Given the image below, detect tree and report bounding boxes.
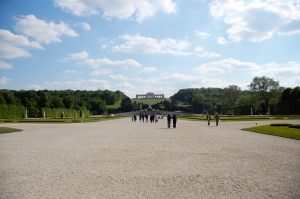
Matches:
[120,96,133,111]
[290,86,300,100]
[281,88,292,102]
[63,95,74,109]
[52,96,64,108]
[222,85,241,106]
[248,76,279,105]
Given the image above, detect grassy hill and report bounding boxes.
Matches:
[106,98,170,109]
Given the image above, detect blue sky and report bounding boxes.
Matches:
[0,0,300,98]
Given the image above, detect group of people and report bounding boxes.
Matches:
[131,113,178,128]
[206,112,220,126]
[167,114,177,128]
[132,112,220,128]
[131,114,159,123]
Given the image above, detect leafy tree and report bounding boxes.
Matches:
[222,85,241,106]
[1,90,15,105]
[63,95,74,109]
[52,96,64,108]
[290,86,300,100]
[38,91,51,108]
[281,88,292,102]
[248,76,279,105]
[89,99,106,114]
[0,93,6,104]
[120,97,133,111]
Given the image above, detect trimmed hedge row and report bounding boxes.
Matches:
[0,104,90,119]
[222,105,255,115]
[0,104,26,119]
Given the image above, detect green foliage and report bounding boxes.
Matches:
[276,100,300,115]
[0,104,25,119]
[0,89,126,117]
[243,125,300,140]
[248,76,279,104]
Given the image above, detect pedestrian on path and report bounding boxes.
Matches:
[167,114,171,128]
[215,112,220,126]
[207,114,211,126]
[172,114,177,128]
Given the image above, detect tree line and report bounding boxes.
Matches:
[169,76,300,115]
[0,89,125,118]
[1,76,299,118]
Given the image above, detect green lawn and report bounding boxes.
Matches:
[132,99,170,106]
[0,127,23,134]
[243,125,300,140]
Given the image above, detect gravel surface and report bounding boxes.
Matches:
[0,118,300,199]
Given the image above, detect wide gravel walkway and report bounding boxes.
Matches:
[0,118,299,199]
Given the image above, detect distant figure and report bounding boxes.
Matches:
[172,114,177,128]
[132,115,134,122]
[134,114,137,122]
[154,114,158,123]
[167,114,171,128]
[207,114,211,126]
[215,112,220,126]
[142,115,144,122]
[145,114,148,122]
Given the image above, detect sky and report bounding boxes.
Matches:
[0,0,300,98]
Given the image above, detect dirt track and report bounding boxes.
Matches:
[1,118,300,198]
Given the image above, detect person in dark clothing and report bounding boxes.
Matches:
[172,114,177,128]
[167,114,171,128]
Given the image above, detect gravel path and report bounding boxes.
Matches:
[1,118,300,199]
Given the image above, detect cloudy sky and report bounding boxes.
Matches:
[0,0,300,98]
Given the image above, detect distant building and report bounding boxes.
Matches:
[136,92,165,99]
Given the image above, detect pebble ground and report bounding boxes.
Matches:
[0,118,300,199]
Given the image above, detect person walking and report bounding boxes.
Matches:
[207,113,211,126]
[172,114,177,128]
[215,112,220,126]
[167,114,171,128]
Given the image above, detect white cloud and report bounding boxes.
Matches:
[194,65,225,75]
[210,0,300,42]
[251,61,300,77]
[82,58,141,69]
[109,74,127,80]
[0,77,11,85]
[47,80,83,87]
[87,79,110,89]
[197,58,260,73]
[195,30,210,39]
[14,15,78,44]
[53,0,178,23]
[28,84,43,90]
[113,34,191,55]
[114,82,136,97]
[59,51,89,62]
[139,67,157,73]
[90,68,112,75]
[80,22,91,30]
[217,37,229,45]
[194,46,221,58]
[66,70,76,73]
[198,51,221,58]
[0,60,12,69]
[0,29,44,59]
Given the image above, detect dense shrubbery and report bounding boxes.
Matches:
[0,89,124,119]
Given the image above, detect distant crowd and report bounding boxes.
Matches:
[131,112,220,128]
[131,113,177,128]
